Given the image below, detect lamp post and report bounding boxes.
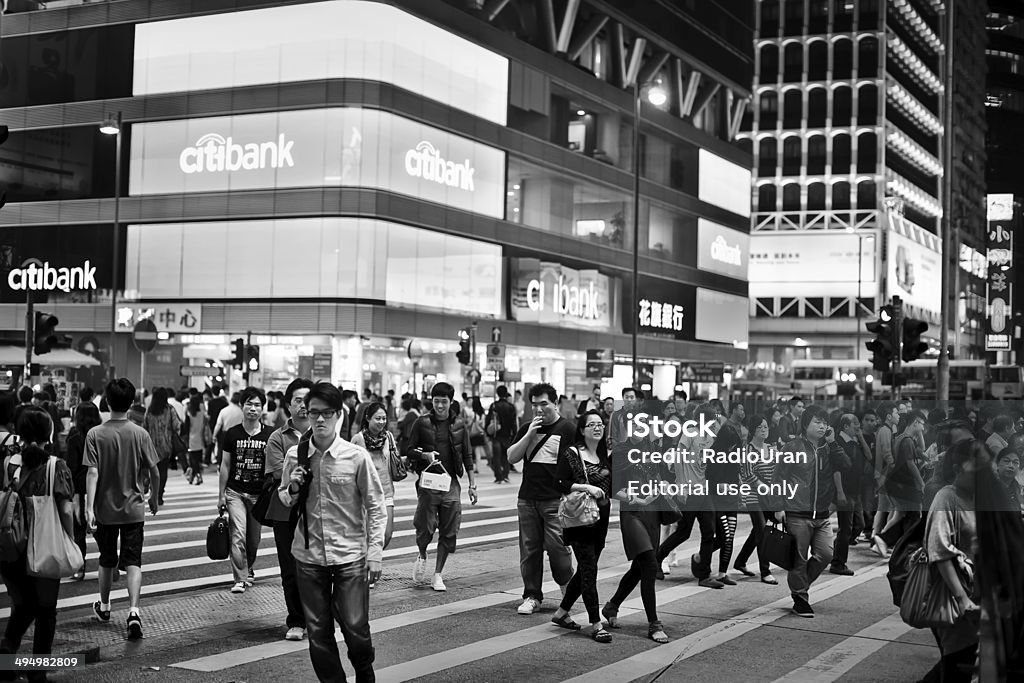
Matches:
[937,2,954,402]
[847,227,864,361]
[630,81,667,387]
[100,112,122,380]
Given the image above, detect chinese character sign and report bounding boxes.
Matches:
[986,194,1015,351]
[633,277,697,341]
[117,304,203,334]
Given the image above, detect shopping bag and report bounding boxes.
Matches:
[206,508,231,560]
[26,457,84,579]
[558,490,599,528]
[899,547,974,629]
[419,461,451,493]
[759,520,796,571]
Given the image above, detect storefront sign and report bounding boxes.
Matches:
[7,260,97,293]
[678,361,725,383]
[117,304,202,334]
[696,219,749,280]
[130,108,506,218]
[509,258,615,330]
[986,194,1015,351]
[312,347,333,381]
[959,244,987,280]
[748,232,877,297]
[133,0,509,125]
[630,277,697,342]
[585,348,614,379]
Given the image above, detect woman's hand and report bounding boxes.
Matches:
[588,485,605,500]
[955,594,980,615]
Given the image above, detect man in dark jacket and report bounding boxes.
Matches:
[486,385,519,484]
[407,382,477,592]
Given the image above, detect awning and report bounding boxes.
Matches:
[0,346,101,368]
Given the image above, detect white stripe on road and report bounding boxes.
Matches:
[770,612,914,683]
[560,562,890,683]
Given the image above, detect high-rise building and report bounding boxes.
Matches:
[0,0,752,400]
[739,0,987,398]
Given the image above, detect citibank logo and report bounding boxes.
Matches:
[710,236,743,266]
[8,261,97,293]
[404,141,475,191]
[179,133,295,174]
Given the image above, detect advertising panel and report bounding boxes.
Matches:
[748,232,877,297]
[886,221,941,320]
[986,193,1015,351]
[698,149,752,218]
[695,288,749,346]
[696,219,749,280]
[627,276,697,342]
[508,258,616,331]
[133,0,509,125]
[129,108,507,218]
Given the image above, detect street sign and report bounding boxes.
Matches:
[486,343,505,371]
[585,348,614,379]
[132,319,159,353]
[678,361,725,384]
[179,365,213,377]
[466,368,482,386]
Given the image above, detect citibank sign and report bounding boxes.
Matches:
[404,141,475,191]
[510,258,615,330]
[8,261,97,292]
[526,276,600,320]
[179,133,295,174]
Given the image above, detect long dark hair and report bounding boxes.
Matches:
[18,407,52,469]
[147,387,168,417]
[360,401,387,433]
[471,396,485,418]
[575,409,609,463]
[73,402,102,437]
[188,394,203,417]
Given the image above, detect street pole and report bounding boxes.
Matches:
[631,82,641,388]
[23,290,33,386]
[243,330,252,384]
[854,232,863,361]
[109,111,123,381]
[936,3,954,402]
[893,295,904,401]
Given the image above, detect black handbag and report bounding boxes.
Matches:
[206,508,230,561]
[760,520,796,571]
[251,478,277,526]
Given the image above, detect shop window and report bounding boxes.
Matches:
[857,180,877,208]
[782,136,802,175]
[759,91,779,127]
[0,125,117,203]
[834,39,853,79]
[807,135,826,174]
[808,87,828,126]
[783,90,803,128]
[832,133,852,172]
[856,131,876,173]
[759,138,778,175]
[783,43,804,81]
[758,184,777,212]
[760,44,779,82]
[832,181,851,210]
[807,182,827,210]
[808,41,828,80]
[857,83,878,124]
[833,86,852,125]
[782,183,801,211]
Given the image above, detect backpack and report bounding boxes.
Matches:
[886,515,926,607]
[0,442,26,562]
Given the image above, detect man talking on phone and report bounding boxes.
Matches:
[279,382,386,683]
[508,383,576,615]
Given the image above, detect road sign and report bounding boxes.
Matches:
[133,319,159,353]
[179,365,213,377]
[486,343,505,371]
[585,348,614,379]
[466,368,482,387]
[678,361,725,384]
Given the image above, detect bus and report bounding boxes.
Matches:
[990,365,1024,399]
[790,359,987,400]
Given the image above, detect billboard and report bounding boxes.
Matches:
[698,149,751,218]
[696,219,749,280]
[133,0,509,125]
[628,276,697,342]
[129,108,506,219]
[886,219,941,320]
[508,258,616,331]
[986,193,1015,351]
[748,232,877,297]
[695,288,749,346]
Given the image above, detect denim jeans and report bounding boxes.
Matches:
[295,559,374,683]
[517,498,574,601]
[224,488,261,583]
[489,436,510,482]
[274,518,305,628]
[785,515,834,603]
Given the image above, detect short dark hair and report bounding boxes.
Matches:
[674,389,688,400]
[905,410,928,428]
[857,408,878,421]
[928,409,947,426]
[79,386,96,402]
[789,396,804,407]
[800,405,829,434]
[105,378,137,413]
[622,387,637,398]
[729,402,744,416]
[746,412,768,434]
[239,387,266,407]
[431,382,454,400]
[304,382,343,411]
[877,401,899,421]
[997,447,1021,464]
[17,386,33,404]
[17,407,52,469]
[529,383,558,404]
[341,389,358,402]
[496,385,509,398]
[994,414,1014,434]
[283,378,315,409]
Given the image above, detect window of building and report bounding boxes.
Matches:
[782,182,802,211]
[857,180,877,209]
[0,125,119,203]
[809,0,829,33]
[832,133,852,172]
[783,0,805,36]
[857,83,878,124]
[858,36,878,77]
[760,44,780,82]
[782,136,802,175]
[759,138,778,174]
[808,87,828,126]
[834,0,854,31]
[856,131,877,172]
[784,43,804,81]
[807,182,827,210]
[758,183,777,212]
[833,85,853,125]
[834,39,854,79]
[808,41,829,80]
[762,0,781,33]
[858,0,880,29]
[759,91,779,127]
[783,90,803,128]
[832,181,851,209]
[807,135,827,174]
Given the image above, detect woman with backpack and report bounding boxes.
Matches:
[63,402,102,581]
[467,397,488,475]
[1,407,75,681]
[143,388,183,506]
[350,402,396,560]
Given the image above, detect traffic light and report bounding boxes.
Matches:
[865,303,897,374]
[901,317,929,362]
[33,311,65,355]
[456,328,471,365]
[232,338,244,368]
[245,345,260,373]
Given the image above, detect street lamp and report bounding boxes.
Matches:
[631,81,668,387]
[100,112,123,380]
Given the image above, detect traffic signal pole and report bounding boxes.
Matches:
[892,296,903,401]
[23,290,33,385]
[243,330,252,384]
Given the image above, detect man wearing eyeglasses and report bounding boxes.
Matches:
[279,382,386,683]
[219,387,276,595]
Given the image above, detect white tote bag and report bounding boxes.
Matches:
[26,457,84,580]
[419,461,451,493]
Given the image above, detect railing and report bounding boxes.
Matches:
[4,0,109,13]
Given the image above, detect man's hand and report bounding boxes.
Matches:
[837,494,848,507]
[468,487,478,505]
[367,560,382,585]
[217,496,226,510]
[149,496,159,515]
[86,508,96,533]
[289,466,308,488]
[527,415,543,435]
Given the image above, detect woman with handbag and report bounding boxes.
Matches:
[143,388,182,506]
[351,402,396,553]
[63,402,102,581]
[0,407,76,682]
[550,410,612,643]
[184,394,211,485]
[733,413,778,584]
[918,439,983,683]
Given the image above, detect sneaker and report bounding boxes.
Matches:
[92,601,111,623]
[517,597,541,615]
[791,598,815,618]
[412,556,427,585]
[698,577,725,589]
[829,565,855,576]
[246,568,256,586]
[284,627,306,641]
[431,574,447,592]
[231,582,246,594]
[690,553,702,579]
[716,575,737,586]
[656,569,666,580]
[661,560,672,576]
[126,612,144,639]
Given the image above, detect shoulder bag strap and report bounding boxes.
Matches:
[527,433,553,463]
[297,439,311,550]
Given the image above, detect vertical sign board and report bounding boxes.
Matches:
[986,194,1014,351]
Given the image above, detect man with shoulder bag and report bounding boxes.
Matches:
[486,386,518,484]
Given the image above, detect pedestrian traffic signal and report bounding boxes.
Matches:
[245,345,260,372]
[901,318,929,362]
[865,304,897,373]
[232,338,244,368]
[456,328,471,365]
[33,311,69,355]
